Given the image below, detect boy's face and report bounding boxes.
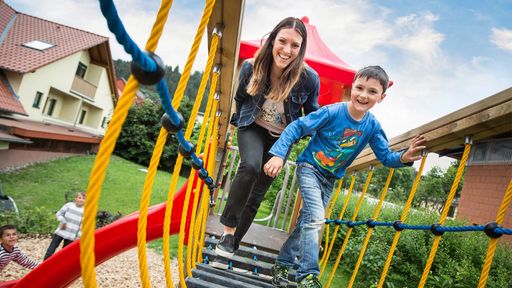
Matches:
[75,193,85,207]
[349,76,386,116]
[1,229,18,248]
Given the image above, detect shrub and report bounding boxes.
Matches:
[325,194,512,287]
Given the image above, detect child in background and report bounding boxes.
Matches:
[43,191,85,260]
[264,66,426,287]
[0,224,39,271]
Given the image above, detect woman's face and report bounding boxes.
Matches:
[271,27,303,74]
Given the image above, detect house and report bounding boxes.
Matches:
[0,1,117,170]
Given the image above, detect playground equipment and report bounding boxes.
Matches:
[1,0,511,287]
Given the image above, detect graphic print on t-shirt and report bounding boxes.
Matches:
[313,128,363,172]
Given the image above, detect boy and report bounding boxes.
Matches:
[264,66,425,287]
[0,224,39,272]
[44,191,85,260]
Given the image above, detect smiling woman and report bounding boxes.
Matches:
[215,17,321,260]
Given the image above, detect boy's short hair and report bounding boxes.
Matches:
[77,191,86,197]
[354,65,390,93]
[0,224,17,237]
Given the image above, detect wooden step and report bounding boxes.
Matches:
[195,263,274,288]
[204,236,278,264]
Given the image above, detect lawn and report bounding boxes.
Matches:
[0,155,187,215]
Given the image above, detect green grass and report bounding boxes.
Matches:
[0,155,187,215]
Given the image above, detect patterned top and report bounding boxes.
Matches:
[0,244,39,271]
[270,102,409,178]
[255,99,286,135]
[54,202,84,241]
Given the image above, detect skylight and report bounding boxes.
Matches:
[22,40,55,51]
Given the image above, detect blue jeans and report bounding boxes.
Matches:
[276,162,336,281]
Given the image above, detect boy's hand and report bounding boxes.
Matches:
[60,223,67,230]
[401,135,427,163]
[264,156,284,178]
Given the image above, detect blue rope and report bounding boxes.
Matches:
[98,4,217,196]
[99,0,156,71]
[325,219,512,236]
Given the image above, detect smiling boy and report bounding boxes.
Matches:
[264,66,426,287]
[0,224,39,272]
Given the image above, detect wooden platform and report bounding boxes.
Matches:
[206,214,290,253]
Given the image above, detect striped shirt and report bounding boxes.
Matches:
[54,202,84,241]
[0,244,39,271]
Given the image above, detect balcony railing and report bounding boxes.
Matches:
[71,76,97,99]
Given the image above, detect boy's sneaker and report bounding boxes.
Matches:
[215,233,235,259]
[298,274,321,288]
[271,264,289,288]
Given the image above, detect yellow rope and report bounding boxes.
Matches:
[80,76,138,288]
[171,0,216,109]
[325,168,374,288]
[177,93,219,286]
[186,73,219,273]
[183,36,220,276]
[348,168,395,288]
[137,127,169,288]
[319,175,356,277]
[377,155,427,288]
[197,113,221,262]
[418,143,471,287]
[319,179,344,266]
[144,0,174,52]
[477,179,512,288]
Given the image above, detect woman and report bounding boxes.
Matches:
[216,17,320,258]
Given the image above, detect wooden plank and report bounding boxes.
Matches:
[195,263,274,287]
[191,269,266,288]
[204,237,278,264]
[206,214,290,253]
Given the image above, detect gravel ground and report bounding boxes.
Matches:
[0,235,179,287]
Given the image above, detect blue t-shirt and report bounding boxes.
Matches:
[269,102,407,178]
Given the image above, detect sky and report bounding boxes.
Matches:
[6,0,512,172]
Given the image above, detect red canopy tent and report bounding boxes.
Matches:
[238,16,356,106]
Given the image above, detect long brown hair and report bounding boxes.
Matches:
[247,17,307,101]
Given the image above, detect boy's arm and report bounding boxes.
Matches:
[55,203,69,224]
[13,248,40,269]
[400,135,426,163]
[269,106,330,159]
[369,124,425,167]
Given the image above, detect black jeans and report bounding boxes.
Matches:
[220,124,279,248]
[44,234,73,260]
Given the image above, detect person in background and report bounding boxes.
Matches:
[216,16,320,259]
[0,224,39,272]
[44,191,85,260]
[265,66,426,287]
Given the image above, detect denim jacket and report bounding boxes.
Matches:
[230,60,320,128]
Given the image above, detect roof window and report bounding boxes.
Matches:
[22,40,55,51]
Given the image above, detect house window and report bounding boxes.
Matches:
[78,110,87,125]
[469,138,512,165]
[76,62,87,79]
[22,40,54,51]
[46,99,57,116]
[101,117,107,128]
[33,91,43,108]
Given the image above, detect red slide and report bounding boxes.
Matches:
[2,179,201,288]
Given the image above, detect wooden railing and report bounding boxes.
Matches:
[71,76,97,99]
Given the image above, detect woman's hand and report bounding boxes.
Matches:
[401,134,427,163]
[264,156,284,178]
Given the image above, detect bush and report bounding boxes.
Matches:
[0,206,55,234]
[325,194,512,287]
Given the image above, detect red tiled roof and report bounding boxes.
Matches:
[0,70,27,115]
[0,1,108,73]
[116,78,146,106]
[0,117,102,143]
